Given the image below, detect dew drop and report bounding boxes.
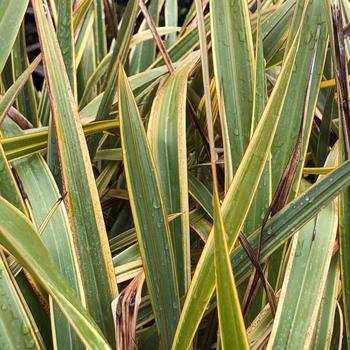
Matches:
[25,339,35,349]
[152,199,160,209]
[22,323,30,335]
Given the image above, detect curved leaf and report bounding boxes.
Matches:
[31,0,117,343]
[147,53,199,295]
[0,197,111,349]
[214,196,249,349]
[118,65,180,349]
[210,0,254,186]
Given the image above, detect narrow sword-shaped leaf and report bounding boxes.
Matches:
[243,7,271,321]
[147,53,199,296]
[159,161,350,325]
[172,24,301,350]
[245,3,270,234]
[1,119,119,161]
[57,0,76,95]
[75,9,96,102]
[16,156,85,350]
[165,0,177,46]
[328,2,350,345]
[245,1,327,321]
[0,128,46,347]
[74,5,95,68]
[0,126,44,349]
[0,0,28,73]
[92,0,106,66]
[339,149,350,348]
[246,6,323,317]
[214,196,249,350]
[2,117,85,350]
[118,65,180,349]
[210,0,254,187]
[32,0,117,343]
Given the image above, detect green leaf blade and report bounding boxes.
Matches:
[214,197,249,350]
[147,53,198,295]
[31,0,117,343]
[210,0,254,185]
[118,65,181,349]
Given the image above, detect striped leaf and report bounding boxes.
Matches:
[214,196,249,349]
[118,65,180,349]
[210,0,254,187]
[31,0,117,343]
[147,53,199,295]
[2,117,85,350]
